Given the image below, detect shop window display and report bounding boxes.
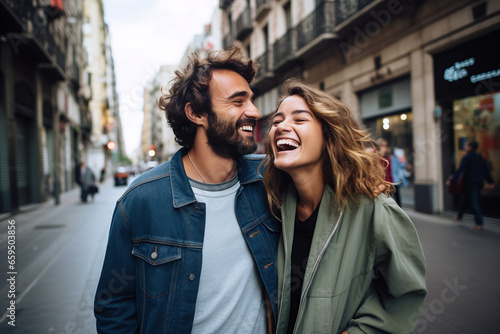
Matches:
[364,112,414,206]
[452,92,500,197]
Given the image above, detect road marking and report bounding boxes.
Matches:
[0,249,64,324]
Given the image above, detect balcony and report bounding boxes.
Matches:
[255,0,271,22]
[336,0,374,25]
[236,7,253,41]
[1,0,67,81]
[296,1,336,51]
[273,28,298,71]
[0,0,30,31]
[294,1,338,59]
[253,50,275,92]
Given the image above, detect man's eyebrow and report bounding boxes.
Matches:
[227,91,252,100]
[273,109,312,118]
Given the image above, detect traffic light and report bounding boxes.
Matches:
[107,141,116,150]
[148,144,156,157]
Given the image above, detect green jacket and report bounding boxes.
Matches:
[276,185,427,334]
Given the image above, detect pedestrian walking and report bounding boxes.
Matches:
[94,47,278,333]
[263,80,426,334]
[376,138,402,205]
[446,140,495,230]
[77,161,96,203]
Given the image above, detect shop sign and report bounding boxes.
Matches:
[443,58,475,82]
[434,30,500,100]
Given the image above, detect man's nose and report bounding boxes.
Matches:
[245,101,260,119]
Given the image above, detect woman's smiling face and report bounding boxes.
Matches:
[269,95,325,174]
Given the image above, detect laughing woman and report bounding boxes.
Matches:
[263,80,426,334]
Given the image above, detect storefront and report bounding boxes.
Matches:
[358,76,415,206]
[434,30,500,218]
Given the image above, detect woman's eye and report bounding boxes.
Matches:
[272,120,282,126]
[295,119,307,123]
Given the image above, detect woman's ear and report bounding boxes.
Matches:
[184,102,208,127]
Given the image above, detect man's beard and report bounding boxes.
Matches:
[206,112,257,160]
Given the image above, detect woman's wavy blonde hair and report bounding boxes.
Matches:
[262,79,393,216]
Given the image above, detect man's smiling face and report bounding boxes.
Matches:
[205,69,260,159]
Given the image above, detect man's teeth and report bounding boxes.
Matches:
[276,139,299,148]
[240,125,254,132]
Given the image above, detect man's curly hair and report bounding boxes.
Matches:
[157,46,257,148]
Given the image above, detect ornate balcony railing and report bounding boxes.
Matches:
[273,28,297,68]
[0,0,31,27]
[1,0,67,74]
[336,0,374,25]
[236,6,253,41]
[297,1,335,51]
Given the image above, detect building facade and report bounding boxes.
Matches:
[141,65,179,165]
[83,0,117,178]
[219,0,500,218]
[0,0,92,215]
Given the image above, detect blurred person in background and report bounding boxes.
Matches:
[376,138,403,206]
[446,140,494,231]
[77,161,96,203]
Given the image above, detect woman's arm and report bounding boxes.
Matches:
[344,200,427,334]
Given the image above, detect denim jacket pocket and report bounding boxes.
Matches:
[132,241,182,299]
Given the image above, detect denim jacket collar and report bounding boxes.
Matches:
[170,149,263,208]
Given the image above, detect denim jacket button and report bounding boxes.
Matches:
[188,273,196,281]
[151,251,158,260]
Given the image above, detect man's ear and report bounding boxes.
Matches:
[184,102,208,127]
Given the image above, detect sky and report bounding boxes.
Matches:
[102,0,219,159]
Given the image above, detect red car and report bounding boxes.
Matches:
[114,167,130,186]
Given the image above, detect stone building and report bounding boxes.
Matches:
[83,0,122,178]
[0,0,91,215]
[141,65,179,165]
[219,0,500,218]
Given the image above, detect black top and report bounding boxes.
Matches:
[287,204,320,334]
[452,151,494,185]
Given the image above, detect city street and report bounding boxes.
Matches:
[0,178,129,333]
[0,179,499,333]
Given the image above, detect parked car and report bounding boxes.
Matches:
[114,166,130,186]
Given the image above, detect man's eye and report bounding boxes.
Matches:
[234,100,243,104]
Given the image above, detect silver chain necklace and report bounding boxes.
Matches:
[188,152,208,183]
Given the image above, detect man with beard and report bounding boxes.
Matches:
[94,47,279,333]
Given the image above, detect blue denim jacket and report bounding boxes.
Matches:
[95,149,280,333]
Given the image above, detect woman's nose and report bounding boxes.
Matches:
[276,119,291,132]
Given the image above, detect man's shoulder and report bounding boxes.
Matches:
[240,154,267,177]
[118,160,172,201]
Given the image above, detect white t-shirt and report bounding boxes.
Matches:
[190,175,267,334]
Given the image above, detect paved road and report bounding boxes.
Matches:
[0,178,129,333]
[0,179,499,333]
[407,210,500,334]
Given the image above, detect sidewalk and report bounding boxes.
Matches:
[404,207,500,235]
[0,181,107,222]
